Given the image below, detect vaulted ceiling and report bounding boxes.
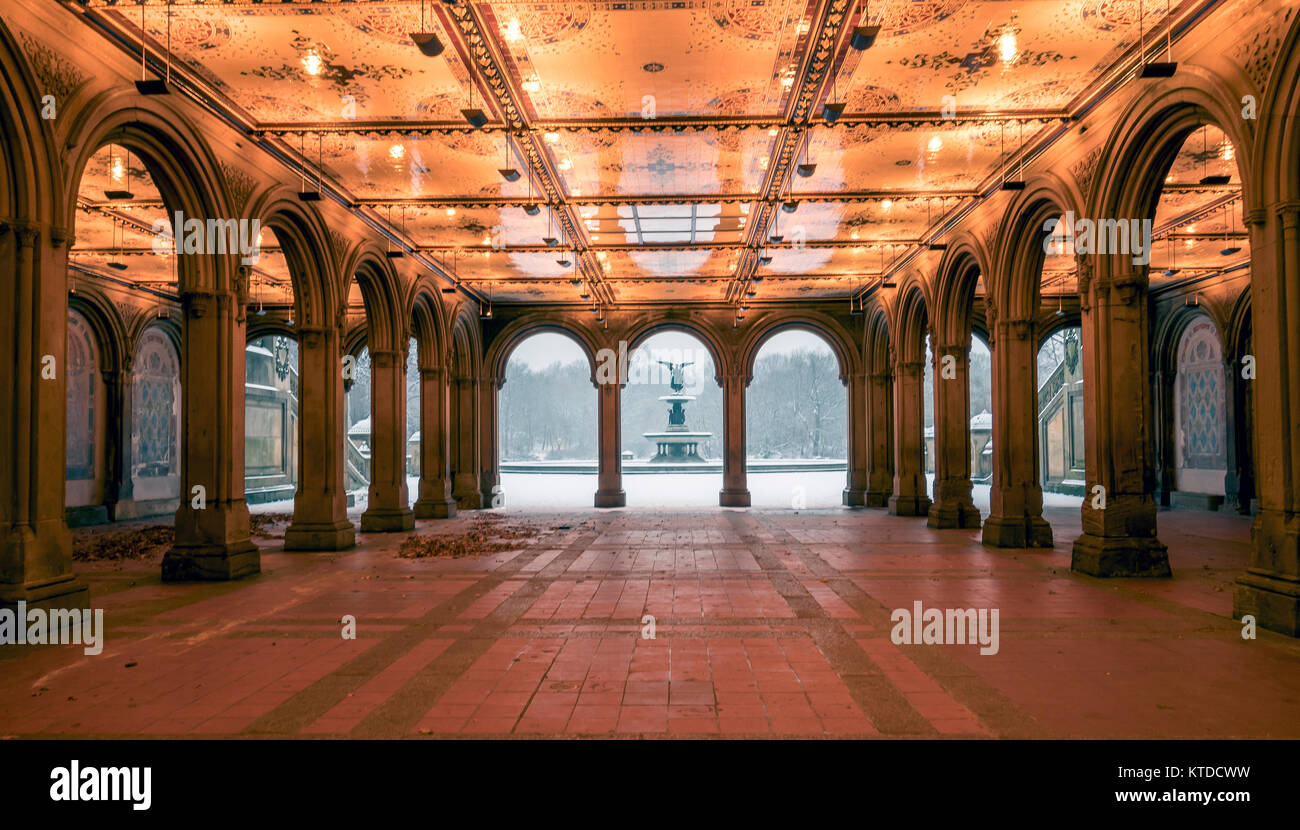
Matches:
[69,0,1244,309]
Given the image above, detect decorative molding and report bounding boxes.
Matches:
[1070,146,1104,205]
[1234,6,1295,93]
[219,161,257,214]
[17,32,87,103]
[328,229,351,267]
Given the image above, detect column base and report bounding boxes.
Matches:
[1234,571,1300,636]
[1071,533,1170,577]
[982,514,1054,548]
[480,488,503,509]
[162,541,260,582]
[864,489,891,508]
[359,507,415,532]
[0,573,90,613]
[283,520,356,551]
[719,488,751,507]
[888,494,931,517]
[414,498,458,519]
[595,489,626,508]
[842,488,866,507]
[927,499,982,529]
[454,492,485,510]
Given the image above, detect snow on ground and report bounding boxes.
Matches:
[249,472,1084,513]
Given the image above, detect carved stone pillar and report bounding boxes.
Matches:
[0,222,88,611]
[1153,367,1177,508]
[889,358,931,516]
[719,373,751,507]
[1220,357,1244,514]
[1071,263,1169,577]
[928,343,981,528]
[865,370,893,507]
[983,318,1053,547]
[284,325,356,549]
[102,361,133,521]
[478,375,501,508]
[359,347,414,531]
[451,375,483,509]
[842,371,868,506]
[1234,203,1300,635]
[414,366,457,519]
[595,378,626,507]
[163,286,259,581]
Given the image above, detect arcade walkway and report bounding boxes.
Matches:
[2,507,1296,739]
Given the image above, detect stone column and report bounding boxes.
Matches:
[983,319,1053,547]
[595,378,627,507]
[0,223,88,611]
[162,286,259,581]
[865,369,893,507]
[451,375,483,509]
[928,343,981,528]
[103,360,134,521]
[284,325,355,549]
[1234,204,1300,634]
[1071,264,1169,577]
[359,347,414,531]
[414,366,457,518]
[719,373,751,507]
[1221,356,1244,514]
[842,371,868,506]
[889,358,931,516]
[478,376,502,508]
[1152,367,1177,507]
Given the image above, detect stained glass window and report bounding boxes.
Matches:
[1176,317,1227,471]
[133,329,179,478]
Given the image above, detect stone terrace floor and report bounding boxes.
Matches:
[3,505,1298,739]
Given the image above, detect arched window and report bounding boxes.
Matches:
[1175,316,1227,493]
[133,329,180,480]
[66,310,97,482]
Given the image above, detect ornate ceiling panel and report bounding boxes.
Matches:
[71,0,1226,307]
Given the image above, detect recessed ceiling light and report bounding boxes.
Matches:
[544,132,560,144]
[389,144,405,160]
[445,207,457,217]
[643,62,665,73]
[301,51,323,76]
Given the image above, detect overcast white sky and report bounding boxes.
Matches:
[508,329,831,371]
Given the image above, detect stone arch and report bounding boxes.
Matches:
[932,232,989,348]
[345,247,405,354]
[1090,84,1255,258]
[990,176,1079,324]
[0,18,59,227]
[738,312,857,384]
[67,289,126,374]
[485,315,601,386]
[249,191,338,330]
[623,315,730,383]
[405,273,451,370]
[863,300,892,375]
[448,304,484,380]
[61,92,232,293]
[890,274,930,364]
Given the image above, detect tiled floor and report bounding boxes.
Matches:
[3,505,1299,738]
